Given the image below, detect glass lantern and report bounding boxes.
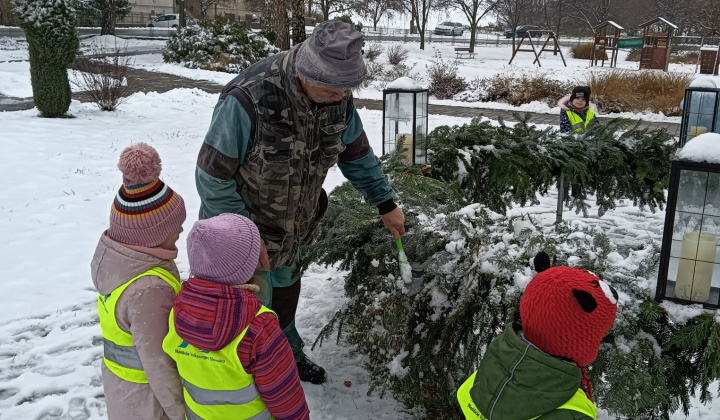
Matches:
[656,133,720,308]
[382,77,429,165]
[679,78,720,148]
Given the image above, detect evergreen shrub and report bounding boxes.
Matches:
[307,120,719,419]
[427,116,675,217]
[163,16,278,73]
[14,0,79,117]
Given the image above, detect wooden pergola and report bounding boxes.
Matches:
[639,17,677,71]
[590,21,623,68]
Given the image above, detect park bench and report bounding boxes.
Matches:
[455,47,476,59]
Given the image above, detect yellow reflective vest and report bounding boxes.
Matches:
[163,306,277,420]
[97,267,181,384]
[457,371,597,419]
[566,109,596,133]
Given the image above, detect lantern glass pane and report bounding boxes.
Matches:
[384,92,414,161]
[685,91,717,140]
[665,168,720,305]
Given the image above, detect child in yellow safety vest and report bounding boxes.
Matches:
[91,143,187,419]
[163,213,310,420]
[457,253,618,419]
[559,86,599,133]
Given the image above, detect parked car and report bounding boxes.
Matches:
[434,22,464,36]
[504,25,541,38]
[147,14,180,28]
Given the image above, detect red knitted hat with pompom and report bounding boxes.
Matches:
[108,143,186,248]
[520,266,618,367]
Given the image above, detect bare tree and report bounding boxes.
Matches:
[565,0,618,31]
[690,0,720,36]
[316,0,357,20]
[358,0,402,30]
[403,0,433,49]
[450,0,499,51]
[494,0,531,50]
[190,0,231,19]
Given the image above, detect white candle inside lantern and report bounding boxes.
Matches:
[675,232,716,302]
[396,133,414,164]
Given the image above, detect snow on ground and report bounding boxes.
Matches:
[2,35,720,419]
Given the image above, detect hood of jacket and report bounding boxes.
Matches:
[470,322,582,419]
[172,278,262,351]
[91,231,180,295]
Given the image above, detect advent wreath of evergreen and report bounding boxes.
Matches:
[306,117,720,419]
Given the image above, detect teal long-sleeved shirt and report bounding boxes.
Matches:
[196,92,395,219]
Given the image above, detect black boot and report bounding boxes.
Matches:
[296,354,327,384]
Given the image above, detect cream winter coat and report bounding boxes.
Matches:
[91,231,184,420]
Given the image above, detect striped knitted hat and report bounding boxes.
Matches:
[108,143,186,248]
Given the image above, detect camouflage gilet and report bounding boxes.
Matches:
[223,46,348,270]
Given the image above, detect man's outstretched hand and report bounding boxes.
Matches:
[256,239,270,270]
[381,207,406,240]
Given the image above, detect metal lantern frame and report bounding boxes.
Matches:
[679,86,720,148]
[656,157,720,309]
[382,86,430,165]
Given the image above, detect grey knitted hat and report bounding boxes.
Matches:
[295,20,367,88]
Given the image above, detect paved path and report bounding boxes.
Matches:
[0,63,681,136]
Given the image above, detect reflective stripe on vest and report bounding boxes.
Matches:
[566,109,595,133]
[98,267,181,384]
[457,370,597,419]
[163,306,277,420]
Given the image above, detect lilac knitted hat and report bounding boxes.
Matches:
[108,143,186,248]
[187,214,261,285]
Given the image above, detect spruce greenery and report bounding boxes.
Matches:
[307,121,720,418]
[163,16,279,73]
[14,0,79,118]
[426,115,676,220]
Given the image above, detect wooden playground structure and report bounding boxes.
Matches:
[638,17,677,71]
[590,21,623,68]
[508,30,566,67]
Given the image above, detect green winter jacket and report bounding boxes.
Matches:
[458,323,594,420]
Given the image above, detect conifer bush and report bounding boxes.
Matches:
[427,116,676,218]
[163,16,278,73]
[14,0,79,117]
[307,119,720,419]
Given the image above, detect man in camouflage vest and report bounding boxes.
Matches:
[195,20,405,384]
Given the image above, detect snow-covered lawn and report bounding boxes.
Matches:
[2,35,720,419]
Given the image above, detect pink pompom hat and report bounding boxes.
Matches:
[108,142,186,248]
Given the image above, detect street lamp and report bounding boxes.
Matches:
[382,77,429,165]
[679,78,720,148]
[656,133,720,308]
